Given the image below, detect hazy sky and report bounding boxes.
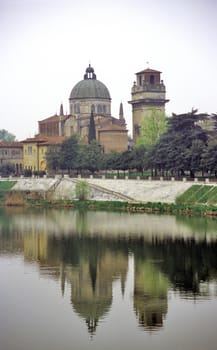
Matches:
[0,0,217,140]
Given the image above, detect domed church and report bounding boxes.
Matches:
[69,64,111,117]
[38,64,128,153]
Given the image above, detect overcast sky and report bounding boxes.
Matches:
[0,0,217,140]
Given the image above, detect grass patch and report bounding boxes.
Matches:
[23,198,217,217]
[207,186,217,204]
[176,184,217,205]
[0,181,16,201]
[175,185,202,204]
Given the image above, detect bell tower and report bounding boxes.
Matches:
[129,67,169,142]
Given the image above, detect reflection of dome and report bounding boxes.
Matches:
[69,64,111,100]
[72,298,112,335]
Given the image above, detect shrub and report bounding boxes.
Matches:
[33,170,46,177]
[75,180,90,201]
[4,191,26,206]
[0,163,15,176]
[23,169,32,177]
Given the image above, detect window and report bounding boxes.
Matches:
[150,75,155,84]
[28,146,32,155]
[97,105,102,113]
[74,103,80,113]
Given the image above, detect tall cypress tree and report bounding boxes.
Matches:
[88,111,96,143]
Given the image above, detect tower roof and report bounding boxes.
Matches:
[136,68,162,75]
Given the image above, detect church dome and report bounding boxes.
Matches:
[69,65,111,100]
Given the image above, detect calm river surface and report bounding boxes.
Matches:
[0,207,217,350]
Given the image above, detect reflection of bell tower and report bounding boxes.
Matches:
[133,260,168,331]
[129,67,169,142]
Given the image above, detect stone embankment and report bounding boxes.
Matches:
[8,176,201,203]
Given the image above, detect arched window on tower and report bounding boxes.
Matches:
[150,75,155,84]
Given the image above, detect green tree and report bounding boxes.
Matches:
[201,140,217,176]
[148,110,208,177]
[0,163,15,176]
[136,109,167,148]
[130,145,148,172]
[88,111,96,144]
[46,146,61,172]
[75,180,90,200]
[59,134,79,173]
[78,141,104,173]
[103,151,122,175]
[0,129,16,142]
[119,150,133,173]
[184,139,205,178]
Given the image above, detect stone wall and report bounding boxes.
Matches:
[8,176,199,203]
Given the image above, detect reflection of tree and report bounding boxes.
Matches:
[132,237,217,297]
[176,215,217,237]
[75,210,89,236]
[134,260,168,331]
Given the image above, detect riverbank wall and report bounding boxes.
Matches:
[6,176,212,203]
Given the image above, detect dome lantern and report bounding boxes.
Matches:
[84,64,96,80]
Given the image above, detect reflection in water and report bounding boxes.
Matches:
[134,260,168,331]
[0,207,217,337]
[60,238,128,335]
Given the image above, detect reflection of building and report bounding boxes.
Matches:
[133,260,168,331]
[129,67,169,142]
[2,209,217,336]
[23,231,61,280]
[62,251,128,335]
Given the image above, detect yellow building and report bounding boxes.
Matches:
[22,136,65,172]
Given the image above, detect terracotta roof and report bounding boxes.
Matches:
[40,136,66,145]
[136,68,161,74]
[99,116,125,128]
[38,114,69,124]
[98,124,127,132]
[21,135,65,144]
[0,142,23,147]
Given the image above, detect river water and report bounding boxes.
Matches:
[0,207,216,350]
